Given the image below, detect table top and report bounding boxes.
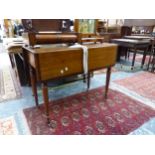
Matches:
[111,38,150,44]
[3,37,24,45]
[124,35,153,40]
[3,37,26,53]
[23,43,117,54]
[81,37,104,41]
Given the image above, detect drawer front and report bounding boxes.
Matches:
[38,46,117,81]
[39,50,83,81]
[89,46,117,70]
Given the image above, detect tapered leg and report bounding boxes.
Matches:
[30,66,39,107]
[42,82,50,125]
[23,49,31,86]
[141,53,146,69]
[9,54,14,68]
[151,57,155,72]
[131,48,137,70]
[83,74,86,83]
[147,48,154,70]
[147,54,152,70]
[141,47,148,68]
[127,50,130,60]
[87,72,91,90]
[105,67,111,99]
[152,64,155,72]
[125,48,128,60]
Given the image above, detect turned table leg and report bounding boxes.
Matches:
[42,82,50,125]
[147,48,154,70]
[105,67,111,99]
[30,66,39,107]
[87,72,90,90]
[147,54,152,70]
[141,47,148,69]
[151,59,155,72]
[131,48,137,70]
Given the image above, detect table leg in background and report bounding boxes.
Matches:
[105,67,111,99]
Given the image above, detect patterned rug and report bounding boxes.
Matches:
[0,67,22,102]
[114,72,155,102]
[23,87,155,135]
[0,116,18,135]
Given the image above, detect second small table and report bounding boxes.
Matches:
[111,38,150,69]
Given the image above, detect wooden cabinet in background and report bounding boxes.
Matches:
[22,19,71,32]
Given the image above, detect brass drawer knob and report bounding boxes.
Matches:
[60,70,64,74]
[65,67,68,71]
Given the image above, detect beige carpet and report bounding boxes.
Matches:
[0,43,5,53]
[0,52,22,102]
[0,66,22,102]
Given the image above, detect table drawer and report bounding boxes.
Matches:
[38,50,83,81]
[89,46,117,70]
